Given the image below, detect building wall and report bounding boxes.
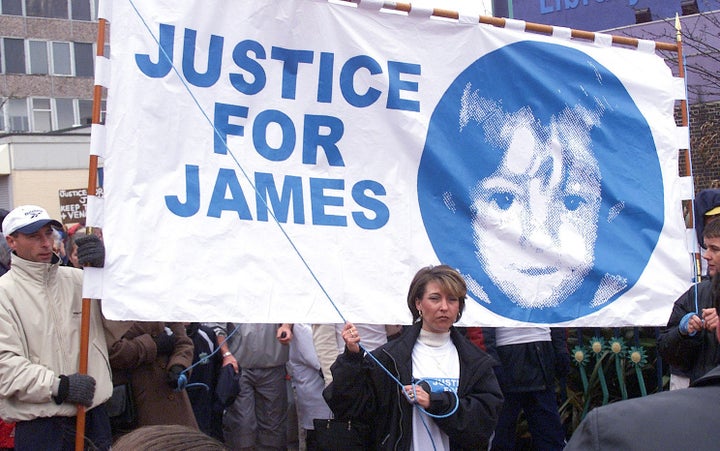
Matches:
[0,14,96,99]
[0,132,92,220]
[10,168,88,219]
[0,3,102,133]
[493,0,720,31]
[689,101,720,190]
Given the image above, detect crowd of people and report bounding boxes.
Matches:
[0,194,717,450]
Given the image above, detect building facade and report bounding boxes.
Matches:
[0,0,100,218]
[492,0,720,31]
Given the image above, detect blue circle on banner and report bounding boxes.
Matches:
[417,41,664,323]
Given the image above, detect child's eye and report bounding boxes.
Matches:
[490,192,515,210]
[563,194,587,211]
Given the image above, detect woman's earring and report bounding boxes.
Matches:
[418,310,423,318]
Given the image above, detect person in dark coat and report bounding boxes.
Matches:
[323,265,503,450]
[107,321,199,430]
[184,322,223,441]
[566,285,720,451]
[658,218,720,384]
[694,188,720,249]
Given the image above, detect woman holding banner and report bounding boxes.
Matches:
[322,265,503,450]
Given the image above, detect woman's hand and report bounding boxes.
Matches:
[277,323,293,344]
[341,322,361,354]
[403,384,430,409]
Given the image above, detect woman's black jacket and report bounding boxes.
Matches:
[323,322,504,450]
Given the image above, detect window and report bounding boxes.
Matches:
[29,41,49,75]
[77,99,106,125]
[1,0,94,20]
[78,99,93,125]
[71,0,91,20]
[73,42,93,77]
[26,0,68,19]
[2,39,95,77]
[32,98,52,132]
[1,98,97,132]
[1,0,22,15]
[3,38,25,74]
[55,98,76,129]
[51,42,71,75]
[7,99,29,132]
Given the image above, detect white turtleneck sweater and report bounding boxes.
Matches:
[410,329,459,451]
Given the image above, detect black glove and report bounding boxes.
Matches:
[54,373,96,407]
[167,364,185,389]
[153,333,176,355]
[75,235,105,267]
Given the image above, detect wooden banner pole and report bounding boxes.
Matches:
[339,0,678,52]
[75,16,107,451]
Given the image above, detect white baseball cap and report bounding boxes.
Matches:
[2,205,62,237]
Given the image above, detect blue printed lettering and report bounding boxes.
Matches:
[302,115,345,166]
[165,164,200,217]
[136,25,422,113]
[182,28,223,88]
[214,103,249,154]
[255,173,305,223]
[340,55,383,108]
[351,180,389,230]
[165,166,388,229]
[387,61,420,112]
[207,168,253,219]
[135,23,174,77]
[317,52,334,103]
[253,110,296,162]
[271,47,314,100]
[310,178,346,226]
[230,39,267,95]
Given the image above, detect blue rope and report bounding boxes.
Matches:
[175,324,241,392]
[125,0,347,326]
[359,339,460,419]
[127,0,461,434]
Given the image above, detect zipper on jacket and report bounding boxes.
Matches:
[382,348,406,451]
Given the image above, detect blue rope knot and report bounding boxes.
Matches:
[175,372,188,392]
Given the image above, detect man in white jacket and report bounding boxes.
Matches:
[0,205,112,450]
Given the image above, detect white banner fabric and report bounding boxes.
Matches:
[97,0,692,326]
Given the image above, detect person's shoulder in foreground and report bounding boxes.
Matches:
[565,365,720,451]
[113,424,228,451]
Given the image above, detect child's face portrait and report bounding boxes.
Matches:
[469,108,601,308]
[417,41,665,322]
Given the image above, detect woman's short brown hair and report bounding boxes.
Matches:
[406,265,467,322]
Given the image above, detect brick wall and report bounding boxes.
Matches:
[686,101,720,190]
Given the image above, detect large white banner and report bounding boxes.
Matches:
[96,0,692,326]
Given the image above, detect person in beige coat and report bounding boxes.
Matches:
[0,205,113,450]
